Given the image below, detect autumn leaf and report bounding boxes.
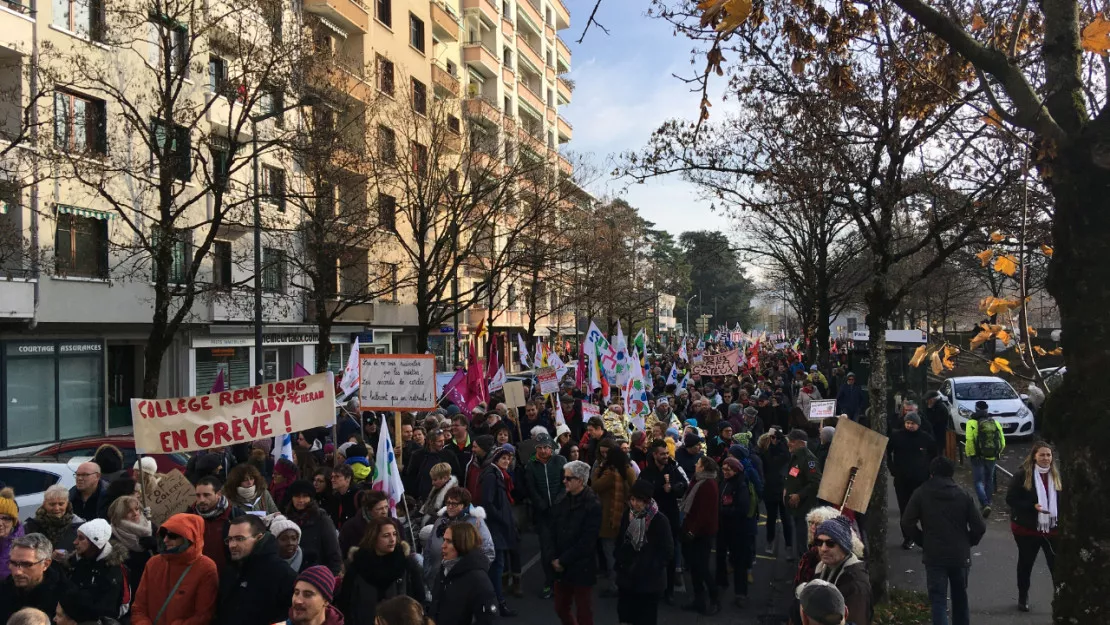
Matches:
[990,231,1005,242]
[791,57,807,75]
[971,13,987,31]
[717,0,753,32]
[976,249,994,267]
[989,357,1013,374]
[993,254,1019,276]
[980,296,1021,317]
[981,110,1004,127]
[909,345,928,367]
[1081,14,1110,55]
[970,328,993,350]
[1048,347,1063,356]
[1041,244,1054,257]
[1034,345,1047,356]
[930,351,944,375]
[996,329,1011,344]
[943,345,958,370]
[1027,326,1038,337]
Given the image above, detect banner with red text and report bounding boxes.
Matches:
[131,372,337,454]
[690,349,740,376]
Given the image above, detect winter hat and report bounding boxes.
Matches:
[530,425,550,440]
[728,403,742,416]
[787,428,809,442]
[297,565,338,603]
[796,579,847,625]
[77,518,112,551]
[533,432,554,449]
[743,406,758,417]
[474,434,496,454]
[810,364,818,372]
[60,589,100,623]
[722,457,742,473]
[656,397,670,407]
[338,442,356,456]
[195,453,223,475]
[729,444,750,460]
[445,404,461,416]
[347,444,369,459]
[286,480,316,500]
[683,418,698,428]
[631,431,646,447]
[93,444,124,476]
[134,456,158,476]
[975,400,989,411]
[0,487,17,520]
[683,433,702,448]
[555,423,571,439]
[820,426,836,445]
[630,479,655,501]
[491,444,516,462]
[904,412,922,426]
[814,516,854,554]
[665,427,680,442]
[269,515,302,539]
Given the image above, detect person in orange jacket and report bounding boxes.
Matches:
[131,513,218,625]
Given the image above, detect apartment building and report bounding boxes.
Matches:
[0,0,574,449]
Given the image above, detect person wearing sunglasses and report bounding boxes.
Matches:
[811,516,872,625]
[418,487,494,591]
[0,533,71,623]
[130,513,218,625]
[0,487,25,581]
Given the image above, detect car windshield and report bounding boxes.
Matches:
[954,381,1018,401]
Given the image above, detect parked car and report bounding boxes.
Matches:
[1039,366,1066,392]
[940,375,1036,439]
[0,457,82,519]
[33,435,189,474]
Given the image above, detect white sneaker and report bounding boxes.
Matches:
[765,545,775,555]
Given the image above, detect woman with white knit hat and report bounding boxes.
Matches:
[66,518,127,621]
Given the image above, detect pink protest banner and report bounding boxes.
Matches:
[131,372,336,454]
[690,349,740,376]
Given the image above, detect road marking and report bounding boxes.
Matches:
[521,553,540,574]
[756,554,776,561]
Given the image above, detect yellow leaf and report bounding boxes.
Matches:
[996,329,1011,344]
[909,345,928,368]
[1082,15,1110,55]
[976,249,994,267]
[716,0,753,32]
[1027,326,1038,337]
[993,254,1019,276]
[971,13,987,31]
[980,296,1020,317]
[1048,347,1063,356]
[930,351,944,375]
[990,231,1005,242]
[989,357,1013,374]
[970,329,993,350]
[1033,345,1047,356]
[981,110,1004,128]
[1041,244,1054,258]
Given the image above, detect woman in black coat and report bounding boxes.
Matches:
[66,519,126,621]
[716,458,755,608]
[283,480,343,574]
[336,518,426,623]
[757,430,794,555]
[1005,441,1062,612]
[614,479,673,625]
[478,444,518,615]
[430,522,498,625]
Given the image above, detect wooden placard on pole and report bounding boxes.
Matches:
[817,417,889,513]
[147,469,195,526]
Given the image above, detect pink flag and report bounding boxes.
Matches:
[442,369,468,409]
[293,362,312,378]
[465,342,487,410]
[485,342,500,384]
[210,369,226,393]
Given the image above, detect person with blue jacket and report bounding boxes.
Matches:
[835,373,865,422]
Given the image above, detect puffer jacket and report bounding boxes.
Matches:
[815,554,872,625]
[429,549,497,625]
[131,514,219,625]
[336,543,425,624]
[552,487,602,587]
[523,455,567,515]
[419,505,495,589]
[66,541,126,621]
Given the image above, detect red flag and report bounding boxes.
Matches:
[443,369,468,409]
[466,341,488,410]
[293,362,311,378]
[575,353,587,391]
[486,342,500,383]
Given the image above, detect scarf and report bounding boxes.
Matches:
[626,499,659,551]
[1034,465,1059,532]
[113,518,152,552]
[286,506,316,529]
[352,546,408,592]
[195,495,230,520]
[435,509,470,539]
[680,470,717,517]
[499,467,515,505]
[33,508,75,547]
[283,547,303,572]
[237,486,257,502]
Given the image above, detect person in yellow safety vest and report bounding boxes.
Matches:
[964,400,1006,518]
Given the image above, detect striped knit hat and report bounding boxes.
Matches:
[297,565,337,603]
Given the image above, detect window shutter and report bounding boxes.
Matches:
[54,93,67,148]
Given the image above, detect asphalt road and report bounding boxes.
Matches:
[887,440,1056,623]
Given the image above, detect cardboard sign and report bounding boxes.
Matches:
[146,469,195,526]
[359,355,438,411]
[582,402,600,421]
[807,399,838,421]
[691,349,740,376]
[817,417,889,513]
[503,380,527,408]
[131,373,336,453]
[536,366,559,395]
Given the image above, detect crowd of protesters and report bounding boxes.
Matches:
[0,335,1061,625]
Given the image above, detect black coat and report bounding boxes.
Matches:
[67,548,126,621]
[122,538,157,594]
[901,476,985,567]
[613,509,673,593]
[639,459,688,527]
[759,439,791,495]
[887,429,936,485]
[408,448,461,500]
[324,487,358,530]
[24,516,82,553]
[1006,468,1062,532]
[552,487,603,587]
[429,549,498,625]
[291,506,343,574]
[719,473,753,530]
[337,546,426,624]
[0,562,71,623]
[214,533,298,625]
[69,482,109,521]
[479,464,518,550]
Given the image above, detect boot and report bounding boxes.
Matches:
[1018,591,1030,612]
[499,602,517,617]
[510,574,523,598]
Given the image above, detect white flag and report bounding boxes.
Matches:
[517,334,530,369]
[488,365,506,393]
[271,433,293,464]
[339,338,360,398]
[666,364,678,387]
[372,416,406,516]
[613,322,632,386]
[678,342,688,363]
[554,393,566,426]
[549,351,568,380]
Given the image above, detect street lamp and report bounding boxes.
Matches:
[250,95,317,384]
[685,293,698,338]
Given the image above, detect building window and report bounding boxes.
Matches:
[151,118,192,181]
[212,240,232,288]
[412,141,428,177]
[318,182,336,218]
[55,212,108,278]
[503,96,513,118]
[377,56,395,96]
[447,169,459,192]
[262,165,286,210]
[261,247,285,293]
[261,84,285,128]
[151,226,189,284]
[847,317,858,333]
[447,115,460,134]
[53,91,106,155]
[53,0,104,39]
[502,0,510,18]
[409,13,424,52]
[377,193,396,229]
[376,0,391,27]
[503,47,513,67]
[411,78,427,115]
[377,125,396,164]
[209,54,228,94]
[211,138,231,190]
[150,14,189,76]
[385,262,398,301]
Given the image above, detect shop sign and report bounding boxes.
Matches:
[193,333,352,348]
[5,340,102,356]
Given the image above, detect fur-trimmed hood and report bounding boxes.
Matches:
[436,503,486,520]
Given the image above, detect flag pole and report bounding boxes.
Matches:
[394,411,403,473]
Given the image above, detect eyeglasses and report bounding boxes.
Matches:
[813,538,840,549]
[444,501,463,507]
[8,558,45,570]
[74,472,100,478]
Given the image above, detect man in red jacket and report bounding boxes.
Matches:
[680,456,721,615]
[187,476,243,571]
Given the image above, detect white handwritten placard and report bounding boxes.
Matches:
[807,399,838,421]
[359,355,438,412]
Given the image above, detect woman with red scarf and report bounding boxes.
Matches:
[479,443,519,616]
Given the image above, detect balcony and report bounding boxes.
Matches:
[430,0,460,41]
[553,0,569,29]
[545,65,555,82]
[432,61,460,96]
[461,0,498,26]
[464,96,502,125]
[462,42,499,77]
[312,62,375,105]
[0,1,34,55]
[557,115,572,141]
[0,280,34,319]
[517,83,544,114]
[517,126,546,156]
[502,14,514,38]
[544,22,555,42]
[546,106,555,124]
[518,0,542,32]
[516,34,543,72]
[556,37,571,70]
[557,152,572,176]
[304,0,369,34]
[557,76,572,104]
[328,300,375,323]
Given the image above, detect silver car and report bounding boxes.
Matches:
[0,457,84,520]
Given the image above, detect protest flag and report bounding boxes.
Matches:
[372,415,406,516]
[339,337,361,398]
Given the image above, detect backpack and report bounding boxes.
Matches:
[976,417,1002,458]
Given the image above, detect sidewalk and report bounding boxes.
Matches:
[885,452,1054,624]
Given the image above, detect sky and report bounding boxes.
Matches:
[558,0,733,239]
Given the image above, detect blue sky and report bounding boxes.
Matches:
[558,0,732,238]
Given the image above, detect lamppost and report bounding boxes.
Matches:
[685,293,698,338]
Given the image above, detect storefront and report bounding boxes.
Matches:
[0,339,105,449]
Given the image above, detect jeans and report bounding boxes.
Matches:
[488,549,508,603]
[925,565,969,625]
[764,492,793,547]
[554,581,594,625]
[682,536,718,606]
[598,538,616,588]
[971,458,996,506]
[1015,534,1056,598]
[791,512,810,553]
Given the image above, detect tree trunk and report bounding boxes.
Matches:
[1041,147,1110,623]
[864,281,893,605]
[315,305,333,374]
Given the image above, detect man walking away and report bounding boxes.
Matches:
[901,457,985,625]
[551,461,602,625]
[922,391,950,459]
[964,401,1005,517]
[887,412,936,549]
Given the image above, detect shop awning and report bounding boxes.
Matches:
[57,204,117,220]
